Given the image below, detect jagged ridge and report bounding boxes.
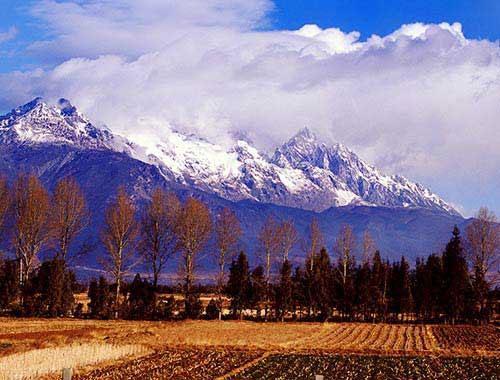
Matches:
[0,98,459,216]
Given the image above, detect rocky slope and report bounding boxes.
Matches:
[0,98,458,216]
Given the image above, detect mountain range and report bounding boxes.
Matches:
[0,98,468,277]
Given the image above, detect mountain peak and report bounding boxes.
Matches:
[0,97,115,150]
[294,126,316,141]
[0,98,459,216]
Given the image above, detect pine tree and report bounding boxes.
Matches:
[0,260,19,310]
[369,251,387,321]
[88,276,112,319]
[291,266,306,320]
[355,261,371,321]
[128,273,154,319]
[313,247,333,320]
[37,259,75,317]
[226,252,251,319]
[399,256,413,321]
[442,226,470,324]
[275,260,292,321]
[249,265,266,319]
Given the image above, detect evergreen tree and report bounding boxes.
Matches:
[88,276,112,319]
[184,294,203,319]
[37,259,75,317]
[205,299,220,320]
[414,254,443,321]
[275,260,292,321]
[291,266,306,320]
[226,252,251,319]
[442,226,471,324]
[355,261,371,321]
[0,260,19,310]
[399,256,413,321]
[369,251,387,321]
[313,247,333,320]
[128,273,155,319]
[249,265,266,319]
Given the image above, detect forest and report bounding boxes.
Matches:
[0,174,498,324]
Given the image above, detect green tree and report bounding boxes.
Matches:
[127,273,154,319]
[442,226,471,324]
[275,260,292,321]
[37,259,75,317]
[249,265,266,319]
[88,276,112,319]
[0,260,19,310]
[226,251,251,319]
[313,247,333,320]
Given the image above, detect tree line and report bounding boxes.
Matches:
[0,174,498,323]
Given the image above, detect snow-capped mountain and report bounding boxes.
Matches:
[0,97,114,149]
[0,98,459,216]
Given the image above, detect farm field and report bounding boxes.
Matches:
[230,353,500,380]
[0,319,498,379]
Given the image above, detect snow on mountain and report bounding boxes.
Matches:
[271,127,459,215]
[0,98,459,216]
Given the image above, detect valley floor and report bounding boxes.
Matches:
[0,319,498,379]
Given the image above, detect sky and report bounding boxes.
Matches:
[0,0,499,217]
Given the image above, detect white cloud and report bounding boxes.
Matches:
[0,0,499,215]
[0,26,18,44]
[26,0,273,62]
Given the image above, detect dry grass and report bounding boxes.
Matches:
[0,318,497,359]
[0,343,148,380]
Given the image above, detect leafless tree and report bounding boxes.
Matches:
[101,187,139,318]
[334,225,356,286]
[277,219,298,263]
[333,225,357,319]
[466,207,499,286]
[175,197,212,297]
[361,231,376,265]
[140,189,180,289]
[258,215,280,319]
[214,207,242,319]
[0,177,10,247]
[49,177,89,261]
[258,216,280,285]
[306,217,324,272]
[0,177,9,224]
[13,174,50,285]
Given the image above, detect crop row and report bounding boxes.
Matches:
[296,324,439,353]
[74,348,263,380]
[231,354,500,380]
[431,325,500,352]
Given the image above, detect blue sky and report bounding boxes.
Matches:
[0,0,499,216]
[272,0,500,40]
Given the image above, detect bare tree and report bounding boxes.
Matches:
[333,224,356,319]
[0,177,10,237]
[361,231,376,265]
[140,189,180,289]
[50,177,89,261]
[466,207,499,321]
[277,219,298,263]
[258,215,280,319]
[175,197,212,297]
[306,217,324,272]
[214,207,242,319]
[466,207,499,278]
[101,187,139,318]
[13,174,50,285]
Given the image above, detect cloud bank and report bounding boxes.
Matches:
[1,0,499,215]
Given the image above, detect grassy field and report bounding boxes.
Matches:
[0,318,498,379]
